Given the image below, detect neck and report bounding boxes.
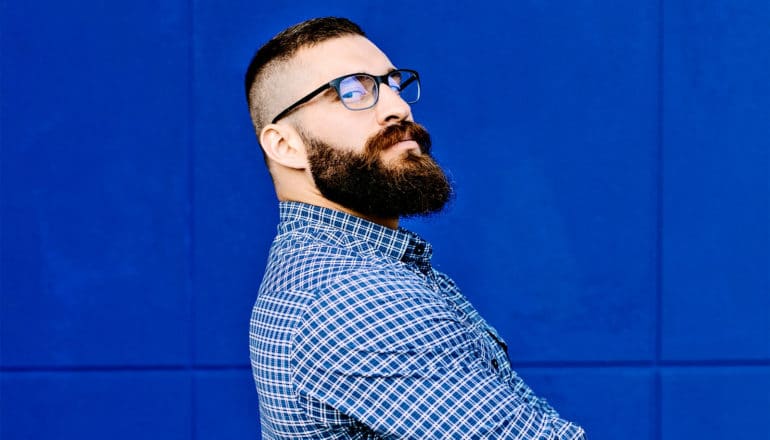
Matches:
[362,213,399,229]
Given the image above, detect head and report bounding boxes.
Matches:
[244,17,451,227]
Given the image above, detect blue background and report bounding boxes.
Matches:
[2,0,768,439]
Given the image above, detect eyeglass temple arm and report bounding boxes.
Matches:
[398,74,418,90]
[271,82,333,124]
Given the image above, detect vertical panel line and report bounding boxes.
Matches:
[655,0,665,439]
[186,0,197,438]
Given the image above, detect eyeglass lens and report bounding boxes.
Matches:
[337,70,419,110]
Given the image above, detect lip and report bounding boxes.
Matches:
[389,139,420,153]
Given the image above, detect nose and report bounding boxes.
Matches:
[375,85,411,125]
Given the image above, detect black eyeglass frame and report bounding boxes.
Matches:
[270,69,420,124]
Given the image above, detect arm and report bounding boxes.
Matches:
[292,271,584,439]
[433,270,562,419]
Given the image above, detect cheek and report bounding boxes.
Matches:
[303,107,381,152]
[325,127,374,154]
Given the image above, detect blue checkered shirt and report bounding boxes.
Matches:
[250,202,585,439]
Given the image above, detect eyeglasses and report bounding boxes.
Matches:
[271,69,420,123]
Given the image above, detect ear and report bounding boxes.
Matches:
[259,123,309,170]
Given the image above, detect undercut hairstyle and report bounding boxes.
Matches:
[244,17,366,137]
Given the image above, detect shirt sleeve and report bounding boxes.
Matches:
[291,269,585,439]
[433,270,562,419]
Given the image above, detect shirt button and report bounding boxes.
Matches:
[491,359,499,370]
[414,243,425,255]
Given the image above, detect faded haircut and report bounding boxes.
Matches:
[244,17,365,137]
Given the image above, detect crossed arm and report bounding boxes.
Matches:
[292,272,585,439]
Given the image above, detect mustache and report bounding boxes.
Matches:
[364,121,432,161]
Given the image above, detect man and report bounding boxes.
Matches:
[245,17,585,439]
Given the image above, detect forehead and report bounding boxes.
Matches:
[292,35,396,87]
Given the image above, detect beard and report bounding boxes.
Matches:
[303,121,452,219]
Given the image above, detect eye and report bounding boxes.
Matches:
[341,88,367,101]
[387,71,404,93]
[338,76,370,103]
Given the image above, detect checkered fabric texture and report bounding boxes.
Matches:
[250,202,585,439]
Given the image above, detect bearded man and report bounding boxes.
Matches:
[244,17,585,440]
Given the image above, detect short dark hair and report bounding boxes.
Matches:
[244,17,365,133]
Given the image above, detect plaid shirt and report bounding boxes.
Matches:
[250,202,585,439]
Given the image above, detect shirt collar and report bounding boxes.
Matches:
[278,201,432,263]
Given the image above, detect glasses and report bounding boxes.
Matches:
[271,69,420,123]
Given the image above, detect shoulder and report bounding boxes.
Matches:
[263,223,385,292]
[298,265,465,351]
[290,264,482,386]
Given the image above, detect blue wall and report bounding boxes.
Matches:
[2,1,768,439]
